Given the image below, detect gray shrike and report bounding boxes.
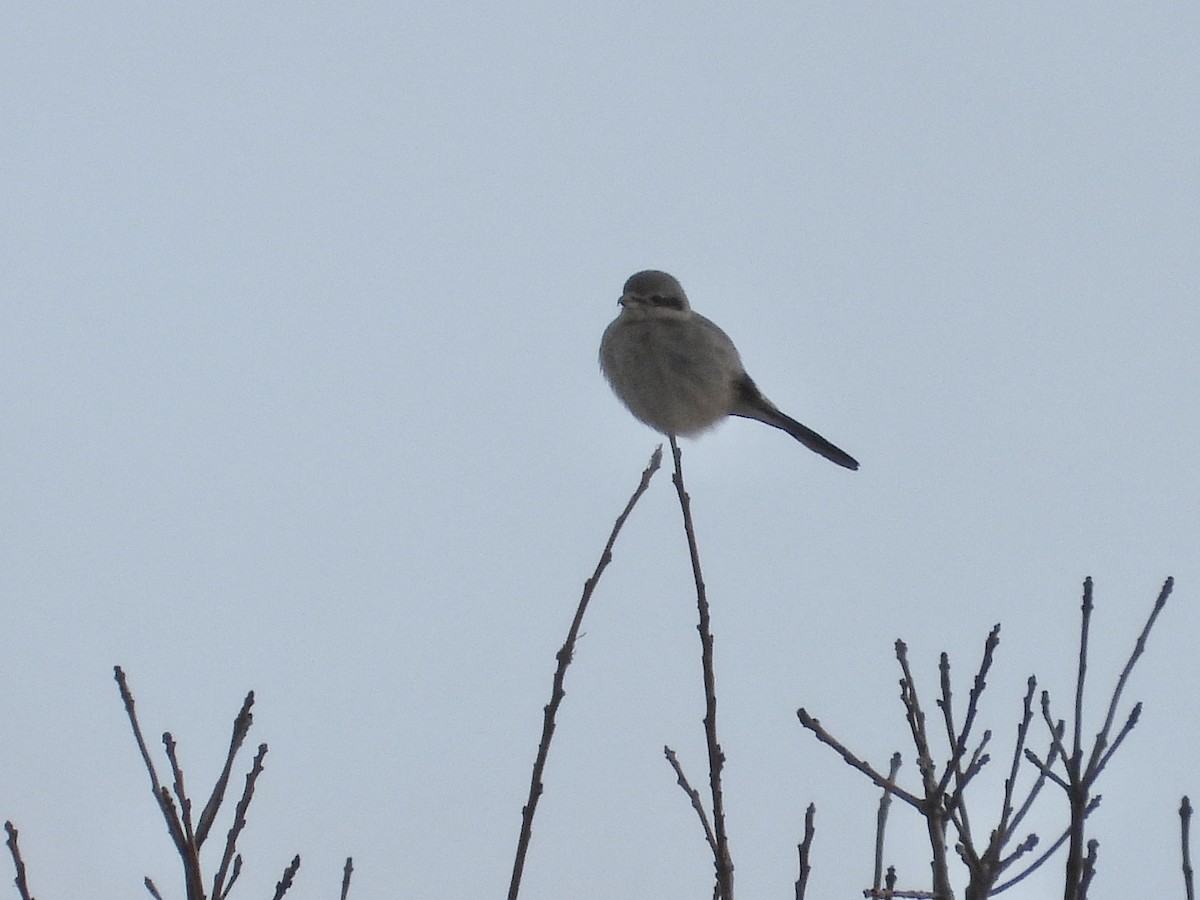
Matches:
[599,270,859,470]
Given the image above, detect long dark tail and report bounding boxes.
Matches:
[764,409,859,470]
[732,375,859,470]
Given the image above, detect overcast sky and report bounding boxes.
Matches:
[3,4,1198,899]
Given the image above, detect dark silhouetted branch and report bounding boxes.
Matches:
[196,692,255,847]
[507,447,663,900]
[1182,797,1194,900]
[269,854,301,900]
[664,745,718,856]
[668,435,733,900]
[795,804,816,900]
[212,742,268,900]
[872,753,903,894]
[1034,577,1174,900]
[4,821,35,900]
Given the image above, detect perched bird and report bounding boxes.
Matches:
[599,270,858,470]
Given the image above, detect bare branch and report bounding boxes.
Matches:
[1011,719,1064,835]
[4,821,35,900]
[269,854,301,900]
[163,733,194,847]
[997,676,1037,836]
[668,435,733,900]
[1182,797,1195,900]
[873,753,903,892]
[1079,839,1098,896]
[507,447,662,900]
[664,746,718,856]
[212,743,269,900]
[114,668,188,855]
[219,855,242,900]
[1072,577,1093,763]
[996,832,1039,872]
[795,804,816,900]
[797,710,922,809]
[196,691,255,847]
[1085,577,1173,779]
[895,642,934,784]
[993,824,1071,893]
[340,857,354,900]
[1091,703,1141,778]
[1022,749,1070,793]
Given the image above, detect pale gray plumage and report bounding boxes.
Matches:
[599,270,859,470]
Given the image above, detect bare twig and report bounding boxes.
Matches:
[162,733,204,898]
[114,670,307,900]
[937,624,1001,869]
[196,692,255,847]
[212,743,269,900]
[664,746,718,855]
[808,624,1068,900]
[959,677,1050,896]
[340,856,354,900]
[1038,578,1174,900]
[115,667,190,860]
[507,447,662,900]
[1086,578,1173,775]
[4,822,35,900]
[994,832,1039,874]
[164,733,194,847]
[1079,838,1098,897]
[894,641,953,900]
[219,856,242,900]
[1000,677,1040,836]
[797,711,923,809]
[873,753,903,893]
[992,826,1070,894]
[1072,578,1093,765]
[269,854,301,900]
[668,435,733,899]
[895,641,933,782]
[795,804,816,900]
[864,865,939,898]
[1182,797,1195,900]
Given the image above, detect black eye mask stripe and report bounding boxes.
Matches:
[648,295,686,310]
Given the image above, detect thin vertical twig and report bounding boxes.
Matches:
[196,692,255,847]
[1085,577,1173,775]
[668,435,733,900]
[895,641,953,900]
[1072,578,1093,764]
[1079,839,1098,897]
[212,743,268,900]
[1182,797,1195,900]
[1043,578,1174,900]
[664,746,718,855]
[795,804,816,900]
[340,857,354,900]
[269,854,301,900]
[115,667,189,857]
[162,733,204,899]
[113,669,298,900]
[1063,578,1094,900]
[873,753,903,894]
[507,447,663,900]
[4,822,35,900]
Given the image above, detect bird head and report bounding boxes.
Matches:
[617,270,692,319]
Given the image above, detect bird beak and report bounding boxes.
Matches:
[617,295,628,307]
